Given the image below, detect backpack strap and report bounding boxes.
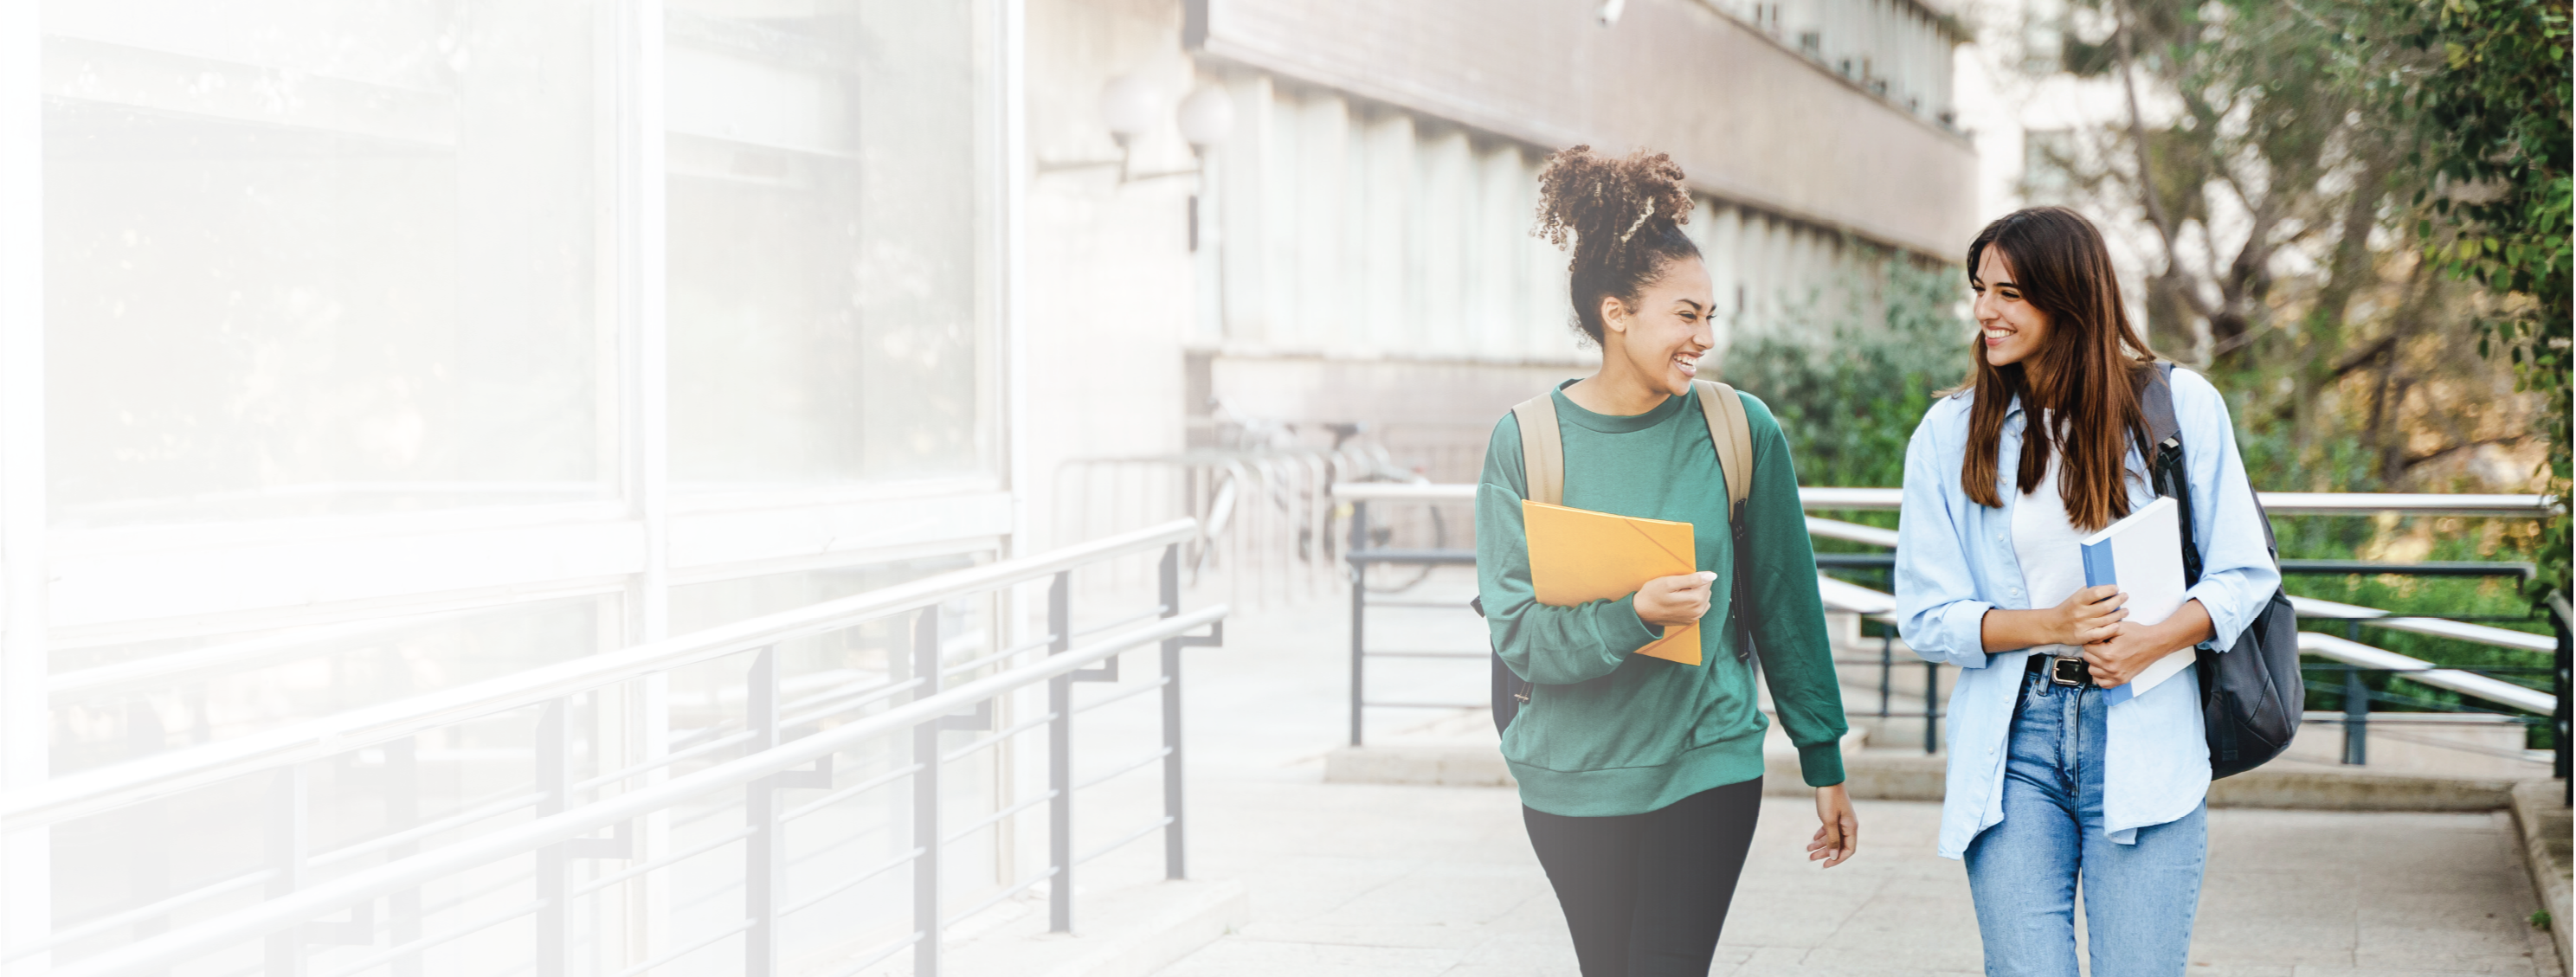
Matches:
[1515,382,1752,513]
[2139,362,2182,453]
[1694,380,1753,522]
[2139,362,2282,585]
[1510,392,1565,505]
[2137,363,2201,585]
[1696,380,1759,665]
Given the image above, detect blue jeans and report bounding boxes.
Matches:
[1964,669,2207,976]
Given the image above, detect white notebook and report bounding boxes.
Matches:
[2077,496,2191,705]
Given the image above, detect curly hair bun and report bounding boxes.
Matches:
[1533,145,1701,344]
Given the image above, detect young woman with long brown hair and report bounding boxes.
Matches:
[1474,146,1858,976]
[1893,207,2281,975]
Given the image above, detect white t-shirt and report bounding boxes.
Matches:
[2011,420,2089,659]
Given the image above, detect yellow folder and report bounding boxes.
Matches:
[1523,499,1703,665]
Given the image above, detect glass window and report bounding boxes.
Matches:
[42,0,611,527]
[666,1,989,488]
[48,597,611,775]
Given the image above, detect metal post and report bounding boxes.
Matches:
[386,738,422,977]
[747,647,805,975]
[264,768,306,977]
[1158,544,1186,880]
[1877,631,1892,718]
[2553,595,2570,806]
[124,704,167,951]
[1923,662,1940,755]
[743,649,779,975]
[1046,572,1072,933]
[537,701,570,977]
[2343,620,2367,767]
[912,612,942,976]
[1348,501,1368,748]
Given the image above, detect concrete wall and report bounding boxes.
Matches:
[1022,0,1205,551]
[1189,0,1980,256]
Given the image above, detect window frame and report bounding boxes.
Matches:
[13,0,1013,646]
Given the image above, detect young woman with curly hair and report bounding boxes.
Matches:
[1894,207,2278,975]
[1474,145,1858,976]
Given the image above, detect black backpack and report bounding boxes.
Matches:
[2140,363,2303,778]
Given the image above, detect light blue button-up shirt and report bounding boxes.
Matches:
[1895,366,2280,859]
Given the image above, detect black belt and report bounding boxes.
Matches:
[2026,652,2096,688]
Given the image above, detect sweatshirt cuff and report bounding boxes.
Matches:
[1797,740,1846,787]
[1610,593,1664,652]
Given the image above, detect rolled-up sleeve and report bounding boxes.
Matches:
[1896,404,1997,668]
[2170,369,2282,651]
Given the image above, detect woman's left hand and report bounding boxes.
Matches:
[2081,600,2212,687]
[1806,784,1858,868]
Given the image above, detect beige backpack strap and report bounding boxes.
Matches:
[1510,391,1565,505]
[1695,380,1753,521]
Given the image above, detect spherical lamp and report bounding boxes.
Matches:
[1098,74,1161,144]
[1175,86,1236,150]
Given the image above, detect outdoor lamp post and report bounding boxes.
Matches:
[1039,74,1232,183]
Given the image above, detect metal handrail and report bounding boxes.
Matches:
[2285,595,2557,653]
[1329,482,2559,516]
[1803,575,2559,717]
[3,517,1203,832]
[1336,481,2562,772]
[2296,632,2555,714]
[52,606,1227,977]
[1807,517,1899,549]
[1806,517,2555,656]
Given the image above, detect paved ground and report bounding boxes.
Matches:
[1098,573,2563,977]
[1161,782,2559,976]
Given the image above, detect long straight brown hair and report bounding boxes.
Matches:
[1959,207,2160,532]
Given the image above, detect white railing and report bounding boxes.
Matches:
[14,518,1227,977]
[1336,483,2566,762]
[1329,482,2560,517]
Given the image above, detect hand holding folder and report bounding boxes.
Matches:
[1523,499,1706,665]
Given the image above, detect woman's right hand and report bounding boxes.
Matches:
[1980,587,2129,652]
[2046,584,2128,646]
[1634,571,1717,628]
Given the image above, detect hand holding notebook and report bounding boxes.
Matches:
[2077,497,2192,704]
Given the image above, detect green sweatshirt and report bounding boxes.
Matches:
[1476,381,1848,817]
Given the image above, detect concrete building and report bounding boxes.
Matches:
[1027,0,1979,514]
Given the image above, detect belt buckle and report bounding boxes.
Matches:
[2047,654,2089,687]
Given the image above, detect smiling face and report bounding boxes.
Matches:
[1970,247,2052,369]
[1600,255,1716,398]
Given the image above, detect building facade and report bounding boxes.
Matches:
[0,0,1974,969]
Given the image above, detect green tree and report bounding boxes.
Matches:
[2394,0,2572,595]
[2006,0,2554,578]
[1726,256,1970,493]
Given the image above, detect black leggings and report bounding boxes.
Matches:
[1522,778,1764,977]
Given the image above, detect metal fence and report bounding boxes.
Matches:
[1336,483,2567,782]
[9,520,1226,977]
[1052,441,1469,611]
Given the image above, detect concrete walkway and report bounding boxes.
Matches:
[1088,574,2561,976]
[1162,781,2559,976]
